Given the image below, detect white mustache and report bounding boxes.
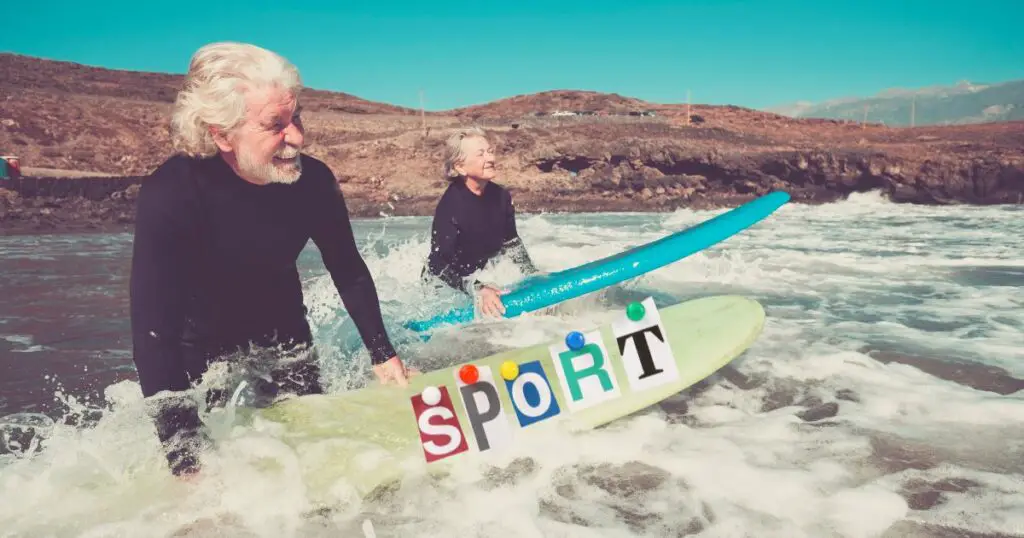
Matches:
[275,147,300,159]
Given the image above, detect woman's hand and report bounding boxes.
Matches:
[478,285,507,318]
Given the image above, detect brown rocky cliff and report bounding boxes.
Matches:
[1,54,1023,232]
[329,117,1024,214]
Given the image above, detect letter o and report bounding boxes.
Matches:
[511,372,552,418]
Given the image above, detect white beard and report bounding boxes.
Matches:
[238,145,303,185]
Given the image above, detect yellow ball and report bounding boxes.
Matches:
[500,360,519,381]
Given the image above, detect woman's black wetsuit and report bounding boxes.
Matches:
[424,179,537,291]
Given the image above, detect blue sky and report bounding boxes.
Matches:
[3,0,1022,111]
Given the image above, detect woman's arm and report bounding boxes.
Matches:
[425,202,472,292]
[502,190,539,275]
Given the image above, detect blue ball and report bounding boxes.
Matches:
[565,331,586,350]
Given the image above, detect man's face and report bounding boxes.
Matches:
[216,85,305,185]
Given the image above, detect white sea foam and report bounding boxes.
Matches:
[0,197,1021,537]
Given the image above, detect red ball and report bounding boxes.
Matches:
[459,364,479,384]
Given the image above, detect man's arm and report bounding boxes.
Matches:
[129,163,206,475]
[309,168,397,365]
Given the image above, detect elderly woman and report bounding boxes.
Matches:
[130,42,413,479]
[423,127,538,317]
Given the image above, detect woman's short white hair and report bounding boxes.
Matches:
[442,126,488,180]
[171,42,303,157]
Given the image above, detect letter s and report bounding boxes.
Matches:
[419,406,462,456]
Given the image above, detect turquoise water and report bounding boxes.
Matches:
[0,192,1022,537]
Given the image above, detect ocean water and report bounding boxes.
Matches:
[0,191,1021,538]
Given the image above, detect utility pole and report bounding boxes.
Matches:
[910,95,916,127]
[686,89,691,124]
[862,104,868,128]
[419,89,426,137]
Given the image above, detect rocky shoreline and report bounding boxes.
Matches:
[0,177,784,235]
[4,53,1024,235]
[4,99,1024,236]
[0,177,919,236]
[2,146,1023,235]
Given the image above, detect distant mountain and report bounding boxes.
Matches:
[768,79,1024,126]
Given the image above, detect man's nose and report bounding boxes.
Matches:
[284,122,304,146]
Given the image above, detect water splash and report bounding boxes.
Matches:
[0,199,1022,536]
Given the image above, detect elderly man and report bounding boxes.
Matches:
[130,42,414,477]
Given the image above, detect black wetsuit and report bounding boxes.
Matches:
[129,153,396,475]
[424,179,537,292]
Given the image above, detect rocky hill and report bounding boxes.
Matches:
[1,53,1022,233]
[447,90,656,118]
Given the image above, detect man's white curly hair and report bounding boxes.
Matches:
[171,42,303,157]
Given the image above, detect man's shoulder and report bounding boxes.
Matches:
[297,154,335,183]
[140,154,203,203]
[293,154,343,199]
[134,154,207,230]
[150,153,196,179]
[300,153,331,172]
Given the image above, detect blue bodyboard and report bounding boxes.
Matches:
[404,190,790,334]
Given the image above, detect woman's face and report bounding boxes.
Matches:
[456,136,496,181]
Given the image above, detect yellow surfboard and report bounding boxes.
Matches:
[254,295,765,499]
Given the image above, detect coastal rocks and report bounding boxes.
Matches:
[0,176,140,233]
[898,476,981,511]
[869,434,943,474]
[865,350,1024,395]
[796,401,840,422]
[0,188,20,221]
[530,143,1024,206]
[539,461,712,536]
[653,366,850,428]
[881,521,1020,538]
[479,457,538,490]
[4,118,1024,233]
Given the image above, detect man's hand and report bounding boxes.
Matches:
[478,285,506,318]
[373,356,419,387]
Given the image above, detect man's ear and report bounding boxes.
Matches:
[210,126,233,153]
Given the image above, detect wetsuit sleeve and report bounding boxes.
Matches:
[425,203,472,292]
[129,162,206,476]
[501,190,538,275]
[309,168,397,364]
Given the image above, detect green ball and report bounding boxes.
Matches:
[626,301,646,321]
